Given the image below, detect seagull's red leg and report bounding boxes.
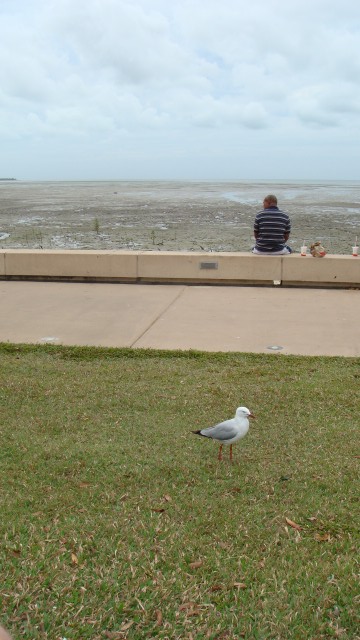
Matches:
[229,444,233,462]
[218,444,223,461]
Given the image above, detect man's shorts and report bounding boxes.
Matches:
[252,246,292,255]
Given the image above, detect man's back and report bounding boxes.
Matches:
[253,195,291,254]
[254,206,291,252]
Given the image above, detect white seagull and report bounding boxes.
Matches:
[192,406,255,461]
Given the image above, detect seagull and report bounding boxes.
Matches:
[192,406,255,461]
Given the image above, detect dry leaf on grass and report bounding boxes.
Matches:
[189,561,203,569]
[285,517,302,531]
[234,582,247,589]
[218,541,230,550]
[186,610,202,617]
[71,553,79,565]
[315,532,331,542]
[179,602,199,611]
[155,609,163,626]
[119,621,134,631]
[179,603,202,617]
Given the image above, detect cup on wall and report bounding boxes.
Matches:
[300,245,307,256]
[352,246,358,257]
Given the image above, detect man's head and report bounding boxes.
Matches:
[263,195,277,208]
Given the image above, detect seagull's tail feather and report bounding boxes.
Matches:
[191,430,209,438]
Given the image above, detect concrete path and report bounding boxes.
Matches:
[0,280,359,356]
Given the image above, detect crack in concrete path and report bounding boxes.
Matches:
[130,285,187,348]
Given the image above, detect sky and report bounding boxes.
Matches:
[1,0,360,181]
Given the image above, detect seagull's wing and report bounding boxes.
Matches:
[201,418,238,441]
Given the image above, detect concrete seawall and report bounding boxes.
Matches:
[0,249,359,288]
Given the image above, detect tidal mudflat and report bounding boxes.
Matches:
[0,180,359,254]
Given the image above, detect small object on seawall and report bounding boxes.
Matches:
[310,241,326,257]
[353,237,358,257]
[192,406,255,461]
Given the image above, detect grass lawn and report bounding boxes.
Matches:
[0,343,359,640]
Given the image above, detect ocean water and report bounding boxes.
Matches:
[0,179,359,253]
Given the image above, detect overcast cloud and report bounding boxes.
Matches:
[1,0,359,180]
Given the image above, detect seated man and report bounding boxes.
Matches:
[252,194,292,255]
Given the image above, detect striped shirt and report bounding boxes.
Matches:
[254,206,291,253]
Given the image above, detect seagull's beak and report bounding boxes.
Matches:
[249,412,256,419]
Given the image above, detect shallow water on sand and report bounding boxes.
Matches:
[0,179,359,254]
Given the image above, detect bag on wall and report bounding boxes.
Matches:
[310,241,327,257]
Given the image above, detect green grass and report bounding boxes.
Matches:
[0,344,359,640]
